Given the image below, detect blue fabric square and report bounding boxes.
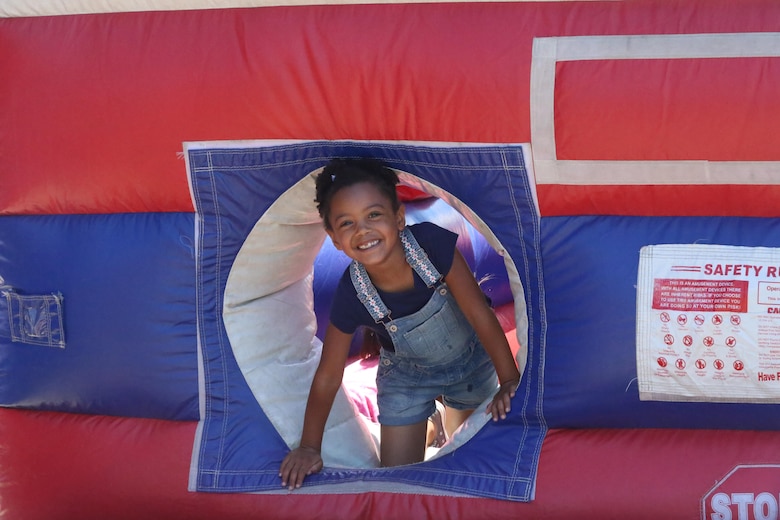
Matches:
[187,141,546,501]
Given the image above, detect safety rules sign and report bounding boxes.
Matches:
[637,244,780,403]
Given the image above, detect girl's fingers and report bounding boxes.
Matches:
[486,389,514,421]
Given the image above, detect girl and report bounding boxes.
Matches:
[280,158,520,490]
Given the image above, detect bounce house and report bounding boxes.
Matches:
[2,1,780,518]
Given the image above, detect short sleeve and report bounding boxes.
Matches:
[328,270,365,335]
[408,222,458,278]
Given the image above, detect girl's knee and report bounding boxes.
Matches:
[380,421,428,466]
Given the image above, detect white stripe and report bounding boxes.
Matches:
[536,160,780,186]
[0,0,598,18]
[545,32,780,61]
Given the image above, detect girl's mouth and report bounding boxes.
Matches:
[357,239,379,250]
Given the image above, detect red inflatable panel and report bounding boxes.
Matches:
[2,408,779,520]
[2,1,779,215]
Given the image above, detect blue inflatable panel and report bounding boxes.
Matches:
[0,213,199,420]
[542,215,780,430]
[188,141,546,501]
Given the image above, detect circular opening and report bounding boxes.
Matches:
[222,169,527,468]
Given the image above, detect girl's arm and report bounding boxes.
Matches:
[279,323,353,489]
[445,249,521,420]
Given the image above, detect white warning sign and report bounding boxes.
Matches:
[637,244,780,403]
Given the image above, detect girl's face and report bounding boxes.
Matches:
[325,181,405,268]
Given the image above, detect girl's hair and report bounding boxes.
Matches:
[315,158,400,229]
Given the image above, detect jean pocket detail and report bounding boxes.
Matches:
[401,302,464,365]
[1,284,65,349]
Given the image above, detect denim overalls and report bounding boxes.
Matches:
[349,227,498,426]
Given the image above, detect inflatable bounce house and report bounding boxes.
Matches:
[3,0,780,518]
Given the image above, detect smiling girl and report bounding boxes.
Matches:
[279,158,520,490]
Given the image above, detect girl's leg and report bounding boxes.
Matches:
[443,407,474,438]
[426,401,447,448]
[380,421,428,467]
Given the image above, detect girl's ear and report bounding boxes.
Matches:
[396,204,406,230]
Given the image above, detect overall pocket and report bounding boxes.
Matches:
[400,294,469,367]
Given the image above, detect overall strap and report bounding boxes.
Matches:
[349,261,392,323]
[399,227,443,288]
[349,227,444,324]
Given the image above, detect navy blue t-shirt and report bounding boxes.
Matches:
[329,222,458,348]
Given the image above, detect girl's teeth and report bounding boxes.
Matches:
[359,240,379,250]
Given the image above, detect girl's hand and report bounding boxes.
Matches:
[279,445,323,490]
[486,378,519,421]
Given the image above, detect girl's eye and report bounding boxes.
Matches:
[368,211,381,219]
[338,220,353,228]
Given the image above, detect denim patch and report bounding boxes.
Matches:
[2,287,65,348]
